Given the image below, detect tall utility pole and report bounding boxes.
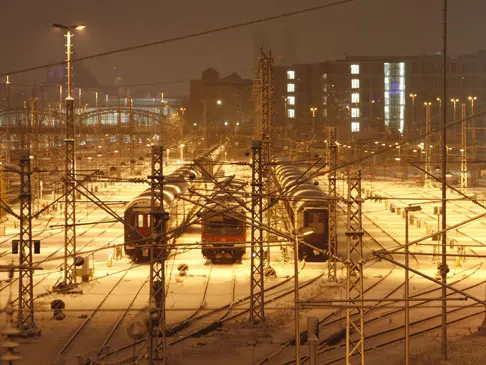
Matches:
[260,49,274,266]
[440,1,449,361]
[424,102,432,187]
[345,171,364,365]
[30,96,40,213]
[250,140,265,323]
[148,145,167,364]
[4,76,11,197]
[327,127,338,282]
[460,103,468,189]
[260,49,274,164]
[62,28,78,290]
[468,96,477,162]
[129,98,134,176]
[52,23,86,291]
[17,151,40,336]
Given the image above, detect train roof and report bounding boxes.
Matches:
[273,161,329,211]
[124,144,225,213]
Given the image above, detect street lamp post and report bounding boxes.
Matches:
[451,98,459,146]
[114,150,120,178]
[52,22,86,290]
[404,205,422,365]
[424,102,432,187]
[179,107,186,139]
[450,98,459,120]
[310,107,317,140]
[409,94,417,134]
[468,96,477,161]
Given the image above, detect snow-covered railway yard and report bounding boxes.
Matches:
[2,167,486,365]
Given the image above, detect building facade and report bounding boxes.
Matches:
[187,68,253,146]
[274,51,486,146]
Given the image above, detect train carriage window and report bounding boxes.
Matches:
[204,215,243,235]
[136,213,149,228]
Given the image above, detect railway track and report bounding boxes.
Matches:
[309,181,486,364]
[257,190,414,365]
[98,262,324,362]
[48,263,142,365]
[0,184,125,298]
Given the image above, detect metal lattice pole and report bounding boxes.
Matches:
[148,145,167,364]
[63,95,77,289]
[250,140,265,323]
[261,49,274,266]
[261,49,273,164]
[327,127,338,282]
[61,29,77,290]
[345,171,364,365]
[424,103,432,188]
[18,151,39,335]
[460,103,468,189]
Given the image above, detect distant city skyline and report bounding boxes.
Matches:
[1,0,485,96]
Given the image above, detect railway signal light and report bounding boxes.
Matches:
[11,240,40,255]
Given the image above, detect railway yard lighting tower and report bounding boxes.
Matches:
[404,205,422,365]
[52,22,86,290]
[468,96,477,160]
[293,227,314,365]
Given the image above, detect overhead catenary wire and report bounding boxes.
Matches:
[0,0,353,77]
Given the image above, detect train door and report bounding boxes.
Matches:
[303,209,328,248]
[135,212,150,257]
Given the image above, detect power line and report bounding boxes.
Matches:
[0,0,353,77]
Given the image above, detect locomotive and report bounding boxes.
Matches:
[273,161,330,260]
[123,145,224,261]
[200,180,247,262]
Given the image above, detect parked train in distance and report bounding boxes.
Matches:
[273,160,329,260]
[124,145,224,262]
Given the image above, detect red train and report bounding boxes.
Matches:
[201,194,247,263]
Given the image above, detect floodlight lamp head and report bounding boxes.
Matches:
[405,205,422,212]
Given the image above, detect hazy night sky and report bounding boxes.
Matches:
[1,0,485,96]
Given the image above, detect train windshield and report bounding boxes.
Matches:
[305,210,327,234]
[204,215,243,235]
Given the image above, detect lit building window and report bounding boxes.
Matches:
[384,62,406,133]
[351,122,360,132]
[351,93,360,103]
[322,96,328,105]
[287,96,295,105]
[287,70,295,80]
[288,109,295,118]
[323,108,328,117]
[351,108,360,118]
[322,73,327,79]
[351,79,360,89]
[287,83,295,92]
[351,64,360,74]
